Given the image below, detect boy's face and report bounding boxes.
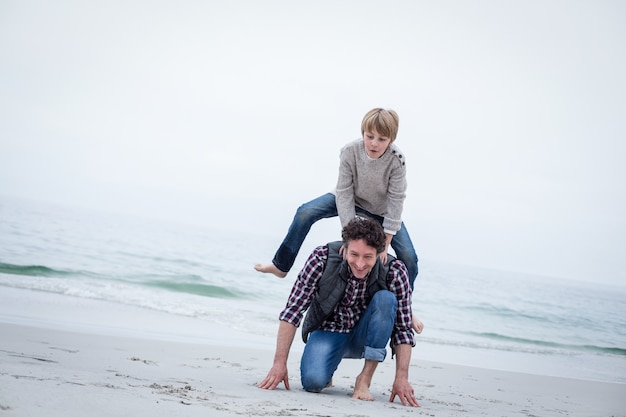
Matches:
[362,128,391,159]
[344,238,378,279]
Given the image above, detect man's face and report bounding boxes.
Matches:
[344,238,378,279]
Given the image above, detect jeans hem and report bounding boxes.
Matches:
[363,345,387,362]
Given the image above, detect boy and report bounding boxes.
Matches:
[255,108,422,333]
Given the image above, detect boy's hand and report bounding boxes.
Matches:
[379,252,388,265]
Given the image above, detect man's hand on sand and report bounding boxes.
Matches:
[258,364,290,390]
[389,379,420,407]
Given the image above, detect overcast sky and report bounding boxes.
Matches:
[1,0,625,286]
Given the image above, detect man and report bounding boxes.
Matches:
[258,217,419,407]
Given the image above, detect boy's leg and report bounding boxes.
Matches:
[389,223,423,333]
[271,193,338,274]
[389,223,418,289]
[300,330,348,393]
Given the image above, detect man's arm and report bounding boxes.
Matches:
[258,320,297,390]
[389,344,420,407]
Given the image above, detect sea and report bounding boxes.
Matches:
[1,196,625,385]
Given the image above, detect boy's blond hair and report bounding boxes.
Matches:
[361,108,400,142]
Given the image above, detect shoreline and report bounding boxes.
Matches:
[1,287,624,416]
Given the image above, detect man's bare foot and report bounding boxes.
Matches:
[254,263,287,278]
[412,313,424,334]
[352,374,374,401]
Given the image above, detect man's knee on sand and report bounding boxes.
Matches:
[301,369,332,393]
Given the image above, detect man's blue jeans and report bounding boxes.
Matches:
[272,193,419,287]
[299,290,398,392]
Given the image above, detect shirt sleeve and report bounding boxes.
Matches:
[382,154,407,234]
[278,245,328,327]
[335,144,357,228]
[386,259,415,347]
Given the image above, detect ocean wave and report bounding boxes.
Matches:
[0,262,79,277]
[113,251,211,270]
[0,262,256,300]
[422,332,626,358]
[463,302,560,323]
[142,280,244,299]
[468,331,626,356]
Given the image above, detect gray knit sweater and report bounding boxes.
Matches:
[334,139,407,234]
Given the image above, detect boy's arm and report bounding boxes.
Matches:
[379,233,394,264]
[335,156,357,227]
[383,162,407,234]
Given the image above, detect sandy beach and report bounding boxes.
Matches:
[0,287,623,417]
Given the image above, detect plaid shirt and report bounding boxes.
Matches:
[279,244,415,347]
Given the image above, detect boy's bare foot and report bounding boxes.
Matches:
[352,374,374,401]
[254,263,287,278]
[412,313,424,334]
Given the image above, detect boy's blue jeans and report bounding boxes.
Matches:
[272,192,419,287]
[299,290,398,393]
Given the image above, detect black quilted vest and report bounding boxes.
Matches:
[301,241,392,343]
